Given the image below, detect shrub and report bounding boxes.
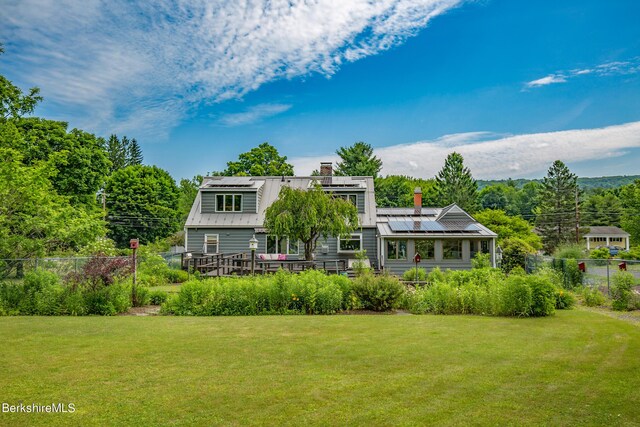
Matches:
[83,283,131,315]
[500,276,533,317]
[611,271,636,311]
[581,287,606,307]
[162,271,346,316]
[427,267,446,284]
[554,244,585,260]
[551,258,583,289]
[472,252,492,269]
[352,273,405,311]
[528,275,556,317]
[589,247,610,260]
[165,269,189,284]
[501,237,535,273]
[149,290,169,305]
[403,267,427,283]
[554,288,576,310]
[131,285,150,307]
[67,255,131,290]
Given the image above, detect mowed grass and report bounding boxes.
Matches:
[1,310,639,426]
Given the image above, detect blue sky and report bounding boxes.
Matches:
[2,0,640,180]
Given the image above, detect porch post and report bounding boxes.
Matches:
[491,238,496,268]
[606,236,610,246]
[586,237,590,250]
[626,237,630,251]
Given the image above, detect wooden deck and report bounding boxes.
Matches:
[186,253,349,277]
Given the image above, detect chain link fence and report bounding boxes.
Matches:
[0,252,184,280]
[526,254,640,295]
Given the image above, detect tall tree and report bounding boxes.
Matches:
[335,141,382,178]
[434,152,479,212]
[127,138,143,166]
[178,175,203,220]
[535,160,579,253]
[264,184,359,260]
[0,46,43,121]
[375,175,438,207]
[224,142,294,176]
[106,134,127,174]
[582,190,622,227]
[619,180,640,245]
[0,148,105,268]
[105,165,181,247]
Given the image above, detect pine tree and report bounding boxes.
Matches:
[535,160,578,253]
[127,138,143,166]
[434,152,479,212]
[334,142,382,178]
[106,134,126,174]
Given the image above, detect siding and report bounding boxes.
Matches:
[201,191,257,214]
[381,238,493,276]
[185,227,378,266]
[315,228,378,267]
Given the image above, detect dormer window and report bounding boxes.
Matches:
[216,194,242,212]
[336,194,357,205]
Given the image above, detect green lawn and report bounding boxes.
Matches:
[1,310,639,426]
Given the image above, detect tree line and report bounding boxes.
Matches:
[3,42,640,264]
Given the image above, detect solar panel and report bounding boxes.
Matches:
[387,220,481,233]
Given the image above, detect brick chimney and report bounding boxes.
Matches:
[320,162,333,176]
[414,187,422,215]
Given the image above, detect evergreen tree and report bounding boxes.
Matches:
[535,160,579,253]
[334,142,382,178]
[106,134,126,174]
[434,152,479,212]
[127,138,143,166]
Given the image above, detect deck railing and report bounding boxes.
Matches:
[186,253,348,276]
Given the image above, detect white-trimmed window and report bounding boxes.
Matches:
[266,235,299,255]
[215,194,242,212]
[338,233,362,253]
[204,234,219,254]
[387,239,408,260]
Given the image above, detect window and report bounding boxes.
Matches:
[215,194,242,212]
[442,240,462,260]
[480,240,490,253]
[266,235,299,255]
[591,237,606,243]
[414,240,434,259]
[387,239,408,260]
[338,234,362,252]
[204,234,219,254]
[336,194,357,206]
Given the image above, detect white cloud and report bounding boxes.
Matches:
[218,104,292,126]
[290,121,640,179]
[525,74,567,88]
[0,0,464,138]
[525,57,640,90]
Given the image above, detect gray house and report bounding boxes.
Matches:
[184,170,378,268]
[184,165,497,275]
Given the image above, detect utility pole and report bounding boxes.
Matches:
[102,191,106,221]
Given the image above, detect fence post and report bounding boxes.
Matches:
[606,259,610,296]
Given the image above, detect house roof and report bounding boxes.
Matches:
[376,204,496,238]
[185,176,377,228]
[583,226,630,237]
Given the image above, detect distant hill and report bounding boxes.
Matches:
[477,175,640,190]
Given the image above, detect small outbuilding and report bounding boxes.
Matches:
[584,226,630,251]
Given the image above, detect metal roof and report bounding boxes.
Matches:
[185,176,377,228]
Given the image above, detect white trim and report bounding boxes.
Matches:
[215,194,243,212]
[266,235,299,255]
[337,233,363,253]
[203,234,219,254]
